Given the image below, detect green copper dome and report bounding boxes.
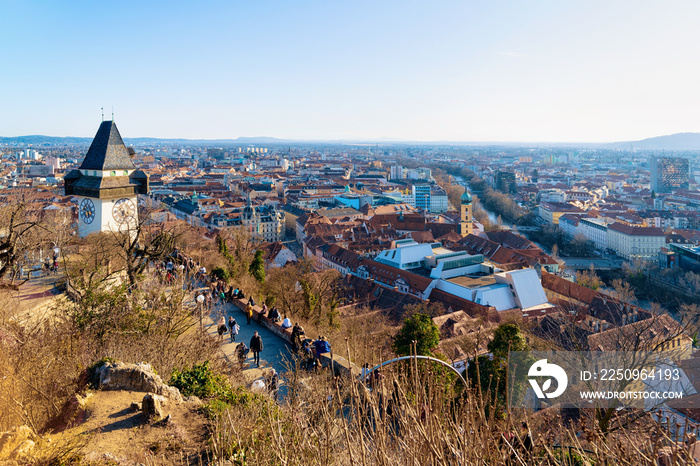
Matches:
[461,191,472,204]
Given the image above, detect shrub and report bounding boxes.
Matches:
[204,386,269,419]
[170,361,232,400]
[392,313,440,356]
[249,250,265,283]
[211,267,230,282]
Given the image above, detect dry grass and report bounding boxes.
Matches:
[0,276,224,437]
[206,357,699,466]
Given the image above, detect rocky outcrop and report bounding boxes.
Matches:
[94,361,182,402]
[0,426,36,463]
[184,395,203,407]
[142,393,165,420]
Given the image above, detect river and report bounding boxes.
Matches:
[452,175,553,251]
[454,175,513,226]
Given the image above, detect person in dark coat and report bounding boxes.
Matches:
[250,331,263,366]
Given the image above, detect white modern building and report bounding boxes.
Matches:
[371,240,551,312]
[383,189,416,207]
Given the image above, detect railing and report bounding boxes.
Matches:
[358,355,468,387]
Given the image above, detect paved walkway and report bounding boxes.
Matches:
[6,271,67,325]
[200,295,293,397]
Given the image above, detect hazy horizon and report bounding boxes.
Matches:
[3,1,700,142]
[3,130,696,147]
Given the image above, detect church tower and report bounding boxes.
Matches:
[460,190,473,236]
[64,121,149,237]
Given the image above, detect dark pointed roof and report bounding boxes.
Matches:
[79,121,135,171]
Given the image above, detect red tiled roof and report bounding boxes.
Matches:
[358,259,434,293]
[587,314,689,351]
[484,230,535,250]
[608,222,665,236]
[323,244,361,269]
[368,213,426,232]
[410,231,435,243]
[541,271,599,304]
[428,288,495,319]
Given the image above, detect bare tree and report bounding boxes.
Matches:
[265,263,304,316]
[0,192,56,283]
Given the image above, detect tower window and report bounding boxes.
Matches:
[111,171,116,176]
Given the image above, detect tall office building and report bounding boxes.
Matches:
[412,184,431,211]
[650,156,689,193]
[496,170,517,194]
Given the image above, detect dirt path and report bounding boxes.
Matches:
[49,390,208,465]
[5,272,68,326]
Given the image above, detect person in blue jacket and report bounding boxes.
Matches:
[313,336,331,358]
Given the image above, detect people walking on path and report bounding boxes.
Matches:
[236,342,249,365]
[250,331,263,366]
[217,316,227,341]
[228,316,238,342]
[246,302,254,324]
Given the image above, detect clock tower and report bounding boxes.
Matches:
[64,121,149,237]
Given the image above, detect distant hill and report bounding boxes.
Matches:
[616,133,700,151]
[0,135,292,146]
[4,132,700,150]
[0,135,92,145]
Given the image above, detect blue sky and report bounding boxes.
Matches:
[2,0,700,142]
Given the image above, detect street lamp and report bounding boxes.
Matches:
[196,293,205,331]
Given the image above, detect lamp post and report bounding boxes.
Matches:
[196,293,205,331]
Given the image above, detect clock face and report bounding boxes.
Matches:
[112,198,136,225]
[80,198,95,224]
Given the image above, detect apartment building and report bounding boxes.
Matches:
[607,223,666,260]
